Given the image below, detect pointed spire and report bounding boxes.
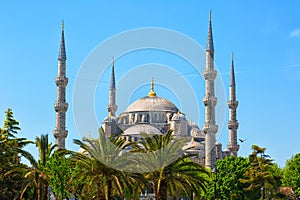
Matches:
[110,57,116,90]
[230,52,236,87]
[148,78,157,97]
[58,20,66,60]
[206,10,214,51]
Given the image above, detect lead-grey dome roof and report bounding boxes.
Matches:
[123,124,163,136]
[125,96,178,113]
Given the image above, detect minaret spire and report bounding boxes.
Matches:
[227,52,239,157]
[53,21,69,149]
[203,11,218,169]
[107,57,117,117]
[110,57,116,90]
[230,53,236,87]
[206,10,214,52]
[58,20,66,60]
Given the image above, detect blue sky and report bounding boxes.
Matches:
[0,1,300,167]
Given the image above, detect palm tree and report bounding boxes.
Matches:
[131,130,210,200]
[9,134,56,200]
[70,128,147,200]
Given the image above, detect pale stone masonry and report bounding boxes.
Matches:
[54,12,240,167]
[203,11,218,169]
[227,53,239,157]
[53,22,68,149]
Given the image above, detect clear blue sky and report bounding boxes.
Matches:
[0,1,300,167]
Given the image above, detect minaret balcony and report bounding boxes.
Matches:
[227,144,240,152]
[107,105,118,113]
[203,123,218,134]
[55,77,69,86]
[203,96,217,106]
[228,121,239,129]
[54,102,68,112]
[228,100,238,109]
[203,69,217,80]
[53,129,68,138]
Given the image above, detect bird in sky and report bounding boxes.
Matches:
[239,138,247,143]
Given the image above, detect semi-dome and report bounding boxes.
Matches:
[171,111,186,121]
[125,96,178,113]
[123,124,163,136]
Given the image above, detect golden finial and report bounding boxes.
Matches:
[112,57,114,66]
[232,52,234,62]
[88,131,91,140]
[148,78,156,97]
[109,110,112,117]
[177,109,181,114]
[62,20,64,30]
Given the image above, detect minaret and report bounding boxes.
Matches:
[53,21,68,149]
[107,58,117,116]
[203,11,218,169]
[227,53,239,157]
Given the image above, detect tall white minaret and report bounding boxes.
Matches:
[227,53,239,157]
[107,58,117,117]
[203,11,218,169]
[53,21,68,149]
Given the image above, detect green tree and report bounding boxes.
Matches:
[282,153,300,198]
[3,108,21,138]
[70,128,147,200]
[203,156,251,200]
[131,130,209,200]
[240,145,281,200]
[45,151,72,200]
[0,108,32,199]
[13,134,56,200]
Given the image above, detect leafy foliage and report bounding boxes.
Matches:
[203,156,251,200]
[0,108,32,199]
[283,153,300,197]
[240,145,282,199]
[69,128,147,200]
[13,134,56,200]
[3,108,300,200]
[131,130,209,200]
[45,151,72,200]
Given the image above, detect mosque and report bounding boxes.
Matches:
[53,13,240,169]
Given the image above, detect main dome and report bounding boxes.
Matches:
[125,96,178,113]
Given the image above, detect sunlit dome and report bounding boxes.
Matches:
[125,96,178,113]
[125,79,179,113]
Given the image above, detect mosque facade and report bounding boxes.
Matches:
[54,13,240,169]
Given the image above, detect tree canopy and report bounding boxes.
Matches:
[283,153,300,198]
[1,108,300,200]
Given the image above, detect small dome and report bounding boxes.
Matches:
[183,140,204,150]
[171,112,186,121]
[189,120,199,129]
[125,96,178,113]
[103,115,117,123]
[123,124,163,136]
